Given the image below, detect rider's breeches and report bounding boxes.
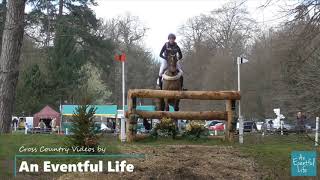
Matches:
[159,59,183,77]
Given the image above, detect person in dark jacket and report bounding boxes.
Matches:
[296,111,306,134]
[143,118,151,131]
[157,33,184,89]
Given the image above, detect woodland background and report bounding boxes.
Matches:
[0,0,319,122]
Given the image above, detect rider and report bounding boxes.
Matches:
[158,33,184,89]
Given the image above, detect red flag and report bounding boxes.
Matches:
[120,53,126,62]
[114,52,126,62]
[114,54,120,61]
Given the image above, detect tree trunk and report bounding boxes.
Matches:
[45,0,51,47]
[59,0,63,17]
[0,0,26,133]
[0,0,7,53]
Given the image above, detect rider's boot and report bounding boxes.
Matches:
[157,76,162,90]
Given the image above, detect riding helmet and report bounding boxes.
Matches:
[168,33,176,40]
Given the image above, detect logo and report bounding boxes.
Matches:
[291,151,317,176]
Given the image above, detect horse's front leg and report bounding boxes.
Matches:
[174,99,180,132]
[164,98,169,111]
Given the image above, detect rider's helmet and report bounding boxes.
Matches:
[168,33,176,40]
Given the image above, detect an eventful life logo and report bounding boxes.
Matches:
[291,151,317,176]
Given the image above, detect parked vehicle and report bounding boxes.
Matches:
[243,121,257,132]
[274,123,294,135]
[236,121,257,133]
[256,122,264,131]
[283,123,294,131]
[205,120,224,128]
[208,122,225,131]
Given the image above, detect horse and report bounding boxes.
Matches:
[160,48,183,112]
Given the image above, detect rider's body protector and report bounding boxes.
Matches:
[159,42,183,60]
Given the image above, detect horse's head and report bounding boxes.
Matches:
[166,48,177,73]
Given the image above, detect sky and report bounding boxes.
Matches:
[92,0,299,59]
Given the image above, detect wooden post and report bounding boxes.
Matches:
[231,100,236,142]
[126,93,137,142]
[127,92,137,115]
[126,114,138,142]
[226,100,234,142]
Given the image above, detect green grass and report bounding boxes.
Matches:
[133,135,228,146]
[238,134,320,180]
[1,133,319,179]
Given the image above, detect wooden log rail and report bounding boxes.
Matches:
[128,89,241,100]
[125,110,227,120]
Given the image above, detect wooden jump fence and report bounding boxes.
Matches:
[125,89,240,142]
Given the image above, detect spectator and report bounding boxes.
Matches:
[107,119,114,130]
[50,118,56,132]
[12,117,18,130]
[268,119,274,131]
[296,112,306,134]
[261,122,268,135]
[112,120,116,130]
[143,118,151,131]
[38,120,46,130]
[18,118,25,130]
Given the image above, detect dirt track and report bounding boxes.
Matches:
[58,145,260,180]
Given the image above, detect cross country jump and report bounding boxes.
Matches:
[125,89,241,142]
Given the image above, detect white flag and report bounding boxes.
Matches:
[237,57,249,64]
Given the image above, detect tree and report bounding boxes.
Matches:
[25,0,98,46]
[0,0,26,133]
[178,15,209,55]
[205,2,257,55]
[68,103,99,150]
[177,1,257,111]
[0,0,7,54]
[24,0,114,106]
[236,0,320,119]
[102,13,148,50]
[15,64,48,115]
[79,62,112,104]
[101,14,158,105]
[179,1,257,56]
[260,1,320,117]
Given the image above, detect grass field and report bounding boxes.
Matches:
[0,132,319,179]
[240,134,320,180]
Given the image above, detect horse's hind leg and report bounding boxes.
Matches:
[155,98,165,111]
[174,99,180,111]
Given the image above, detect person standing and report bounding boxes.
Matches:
[38,120,46,130]
[296,112,306,134]
[50,118,56,132]
[268,119,274,132]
